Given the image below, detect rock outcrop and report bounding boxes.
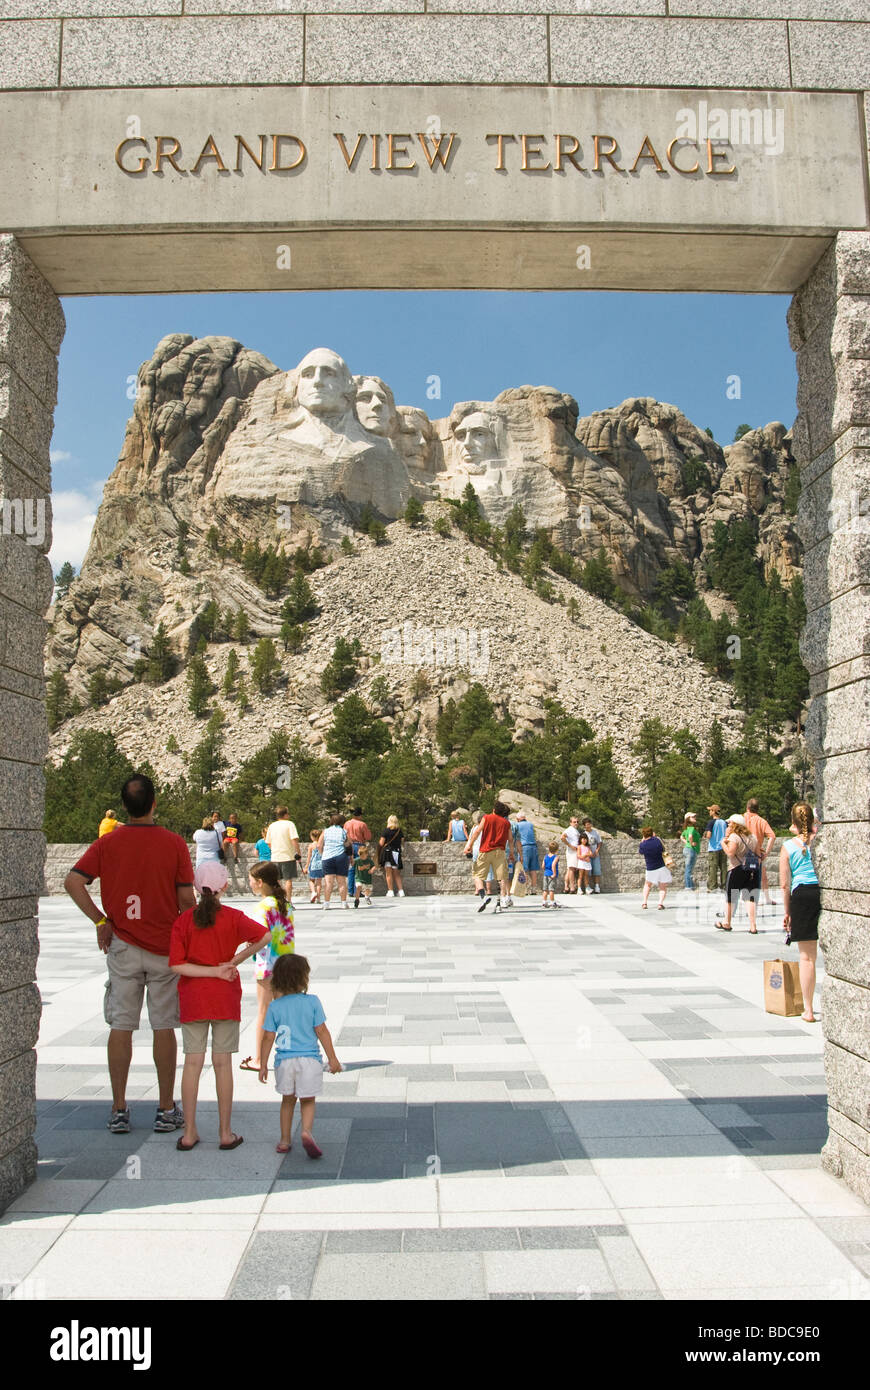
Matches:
[46,336,802,779]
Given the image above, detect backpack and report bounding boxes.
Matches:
[741,836,760,874]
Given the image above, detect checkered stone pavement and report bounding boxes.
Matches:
[1,891,867,1302]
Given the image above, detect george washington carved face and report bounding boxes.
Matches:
[290,348,356,421]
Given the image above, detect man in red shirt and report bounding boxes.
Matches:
[64,774,195,1136]
[745,797,776,907]
[343,806,372,898]
[464,801,514,912]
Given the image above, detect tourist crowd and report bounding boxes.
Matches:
[69,777,822,1149]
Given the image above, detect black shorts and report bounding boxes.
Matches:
[789,884,821,941]
[274,860,297,880]
[726,865,759,901]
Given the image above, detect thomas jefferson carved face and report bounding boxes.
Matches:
[453,411,499,471]
[295,349,355,418]
[355,376,397,436]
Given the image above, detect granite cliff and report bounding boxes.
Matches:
[46,334,802,789]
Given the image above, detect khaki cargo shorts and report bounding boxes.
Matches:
[103,935,180,1032]
[473,848,508,882]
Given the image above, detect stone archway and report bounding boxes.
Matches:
[0,3,868,1210]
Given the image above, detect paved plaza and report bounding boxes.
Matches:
[2,890,869,1302]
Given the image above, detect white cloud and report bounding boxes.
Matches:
[49,484,104,573]
[50,449,72,465]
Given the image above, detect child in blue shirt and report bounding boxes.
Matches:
[542,841,561,909]
[259,954,341,1157]
[255,826,271,861]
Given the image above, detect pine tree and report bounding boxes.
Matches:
[199,599,220,642]
[251,637,281,695]
[320,638,359,699]
[54,561,76,600]
[88,670,110,707]
[706,719,727,771]
[187,711,226,793]
[236,675,250,711]
[580,548,616,601]
[187,655,213,717]
[46,671,69,731]
[222,649,239,696]
[233,610,250,644]
[404,497,424,528]
[146,622,175,684]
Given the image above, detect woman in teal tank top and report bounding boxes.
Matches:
[779,801,821,1023]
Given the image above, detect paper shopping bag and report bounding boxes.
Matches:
[763,958,804,1017]
[511,864,529,897]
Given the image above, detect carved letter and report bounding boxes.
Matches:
[416,132,457,170]
[154,136,184,174]
[235,135,267,171]
[486,134,516,171]
[371,134,381,170]
[666,138,699,174]
[334,132,366,170]
[554,134,585,173]
[629,136,664,173]
[386,134,416,171]
[592,135,623,172]
[706,140,736,175]
[271,135,306,172]
[191,134,228,175]
[115,138,150,174]
[521,134,551,171]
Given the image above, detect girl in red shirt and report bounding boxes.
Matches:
[169,862,269,1152]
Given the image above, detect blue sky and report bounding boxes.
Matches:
[49,289,797,572]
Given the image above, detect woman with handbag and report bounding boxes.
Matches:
[638,826,672,910]
[193,815,225,867]
[378,815,405,898]
[780,801,821,1022]
[714,814,759,934]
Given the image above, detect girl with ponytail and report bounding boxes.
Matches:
[169,861,270,1150]
[780,801,822,1023]
[239,860,295,1074]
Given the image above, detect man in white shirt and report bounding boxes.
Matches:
[561,816,581,894]
[266,806,301,901]
[582,817,603,894]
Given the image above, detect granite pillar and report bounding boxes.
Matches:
[0,234,63,1213]
[789,230,870,1205]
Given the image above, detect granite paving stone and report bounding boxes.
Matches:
[14,894,862,1299]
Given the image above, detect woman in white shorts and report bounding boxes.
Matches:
[638,825,673,910]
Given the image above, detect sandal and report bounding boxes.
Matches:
[219,1135,244,1151]
[749,928,758,934]
[301,1134,323,1159]
[801,1013,818,1023]
[238,1057,259,1072]
[176,1137,199,1151]
[714,920,732,931]
[276,1141,292,1153]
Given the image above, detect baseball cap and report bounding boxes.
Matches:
[195,861,229,894]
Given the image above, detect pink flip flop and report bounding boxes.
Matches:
[276,1141,291,1153]
[301,1135,323,1159]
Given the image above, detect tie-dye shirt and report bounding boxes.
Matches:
[252,895,295,981]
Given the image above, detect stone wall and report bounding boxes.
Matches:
[43,838,783,898]
[789,230,870,1205]
[0,236,63,1213]
[0,6,867,90]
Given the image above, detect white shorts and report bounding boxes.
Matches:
[565,849,579,869]
[274,1056,324,1097]
[645,866,673,885]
